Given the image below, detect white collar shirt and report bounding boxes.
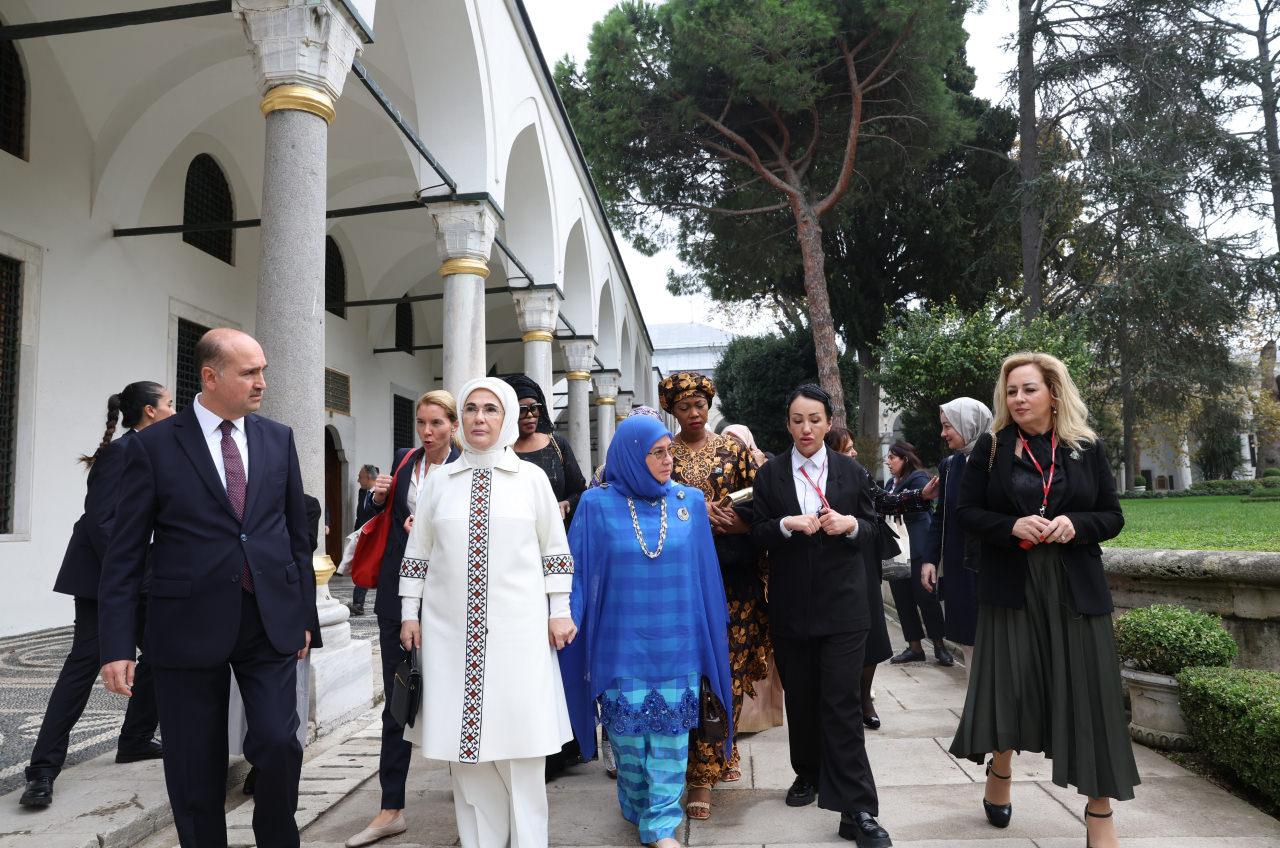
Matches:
[192,394,248,489]
[791,444,829,515]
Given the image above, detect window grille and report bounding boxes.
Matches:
[175,317,211,412]
[0,255,21,533]
[325,368,351,415]
[392,394,414,453]
[182,154,234,264]
[0,23,25,159]
[395,295,413,353]
[325,237,346,319]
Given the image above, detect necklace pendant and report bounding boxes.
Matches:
[677,507,690,521]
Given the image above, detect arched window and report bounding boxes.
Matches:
[182,154,234,264]
[0,20,27,159]
[395,295,413,353]
[325,236,346,319]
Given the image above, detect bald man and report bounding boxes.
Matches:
[98,328,321,848]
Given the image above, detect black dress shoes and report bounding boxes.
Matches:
[934,645,956,667]
[863,712,881,730]
[19,777,53,808]
[889,647,925,664]
[785,775,817,807]
[115,740,164,763]
[983,759,1013,828]
[838,811,892,846]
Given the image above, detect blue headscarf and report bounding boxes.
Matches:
[605,416,673,500]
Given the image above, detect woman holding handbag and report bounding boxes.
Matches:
[559,415,733,848]
[344,390,459,848]
[884,442,950,667]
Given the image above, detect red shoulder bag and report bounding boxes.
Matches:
[349,450,417,589]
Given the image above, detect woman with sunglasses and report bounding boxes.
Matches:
[506,375,587,525]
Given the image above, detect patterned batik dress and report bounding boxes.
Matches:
[672,433,770,787]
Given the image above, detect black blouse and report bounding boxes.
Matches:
[515,434,587,523]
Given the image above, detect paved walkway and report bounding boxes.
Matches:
[6,613,1280,847]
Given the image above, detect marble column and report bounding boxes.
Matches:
[561,340,596,470]
[616,391,634,423]
[429,201,498,397]
[594,371,620,466]
[514,288,559,400]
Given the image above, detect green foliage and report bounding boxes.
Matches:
[1193,401,1246,480]
[1189,479,1261,496]
[1264,468,1280,478]
[715,330,857,453]
[1114,605,1237,676]
[1178,667,1280,806]
[1131,474,1148,489]
[1109,495,1280,550]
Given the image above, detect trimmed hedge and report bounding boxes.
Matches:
[1264,468,1280,478]
[1178,667,1280,806]
[1190,479,1263,496]
[1114,604,1237,676]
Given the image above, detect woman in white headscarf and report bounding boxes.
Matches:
[919,397,993,670]
[399,377,577,848]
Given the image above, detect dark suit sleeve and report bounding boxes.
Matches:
[84,439,128,561]
[98,436,158,664]
[844,463,877,547]
[1065,440,1125,545]
[284,430,322,648]
[922,457,947,565]
[957,433,1019,548]
[750,460,790,549]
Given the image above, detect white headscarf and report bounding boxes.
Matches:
[940,397,994,456]
[457,377,520,468]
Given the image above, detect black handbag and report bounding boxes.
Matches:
[697,675,728,744]
[389,647,422,729]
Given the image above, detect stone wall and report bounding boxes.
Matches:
[1104,548,1280,671]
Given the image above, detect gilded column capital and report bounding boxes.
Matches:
[560,339,597,378]
[513,288,560,336]
[593,370,620,403]
[615,391,634,419]
[430,200,499,269]
[234,1,368,103]
[439,257,490,279]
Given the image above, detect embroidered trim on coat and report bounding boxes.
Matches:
[400,558,429,579]
[542,554,573,576]
[458,468,492,763]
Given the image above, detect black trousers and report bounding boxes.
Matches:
[376,615,413,809]
[888,558,946,644]
[773,630,879,816]
[26,596,159,781]
[153,592,302,848]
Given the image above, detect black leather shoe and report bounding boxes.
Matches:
[243,766,258,796]
[115,740,163,763]
[934,645,955,667]
[889,647,925,664]
[838,811,892,846]
[785,776,817,807]
[863,713,881,730]
[347,603,365,617]
[19,777,53,808]
[983,760,1012,828]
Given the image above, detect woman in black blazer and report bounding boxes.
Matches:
[346,390,460,848]
[19,382,173,809]
[883,442,950,667]
[949,353,1137,848]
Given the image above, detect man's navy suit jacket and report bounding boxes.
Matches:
[99,404,322,668]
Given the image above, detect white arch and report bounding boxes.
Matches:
[501,121,557,292]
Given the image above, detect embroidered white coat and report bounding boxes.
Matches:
[399,449,574,763]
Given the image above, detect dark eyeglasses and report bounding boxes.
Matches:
[518,403,543,418]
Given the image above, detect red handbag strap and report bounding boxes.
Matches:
[366,448,417,532]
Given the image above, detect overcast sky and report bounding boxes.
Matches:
[522,0,1019,334]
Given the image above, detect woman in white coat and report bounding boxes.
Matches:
[399,377,578,848]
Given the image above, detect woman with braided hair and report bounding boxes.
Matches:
[20,382,174,810]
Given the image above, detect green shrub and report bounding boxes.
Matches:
[1131,474,1148,489]
[1242,495,1280,503]
[1114,605,1238,676]
[1190,479,1262,496]
[1178,667,1280,806]
[1262,477,1280,489]
[1263,468,1280,478]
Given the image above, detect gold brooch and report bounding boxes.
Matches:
[677,507,690,521]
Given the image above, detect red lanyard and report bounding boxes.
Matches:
[1017,429,1058,517]
[799,465,831,512]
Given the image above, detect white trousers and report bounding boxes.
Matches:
[449,756,548,848]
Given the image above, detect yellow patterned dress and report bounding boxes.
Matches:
[672,433,770,788]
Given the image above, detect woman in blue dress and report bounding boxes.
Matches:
[559,416,733,848]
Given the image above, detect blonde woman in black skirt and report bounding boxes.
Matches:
[950,352,1137,848]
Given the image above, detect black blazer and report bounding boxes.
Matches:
[98,405,321,666]
[357,444,462,621]
[957,425,1124,616]
[751,448,878,638]
[54,431,134,600]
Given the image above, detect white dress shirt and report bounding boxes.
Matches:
[192,394,248,489]
[780,444,858,539]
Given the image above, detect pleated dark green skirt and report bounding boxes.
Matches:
[948,545,1140,800]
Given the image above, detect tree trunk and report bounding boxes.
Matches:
[1017,0,1044,321]
[794,202,847,428]
[856,345,880,444]
[1256,19,1280,250]
[1260,339,1280,476]
[1120,335,1137,489]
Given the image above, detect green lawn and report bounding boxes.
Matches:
[1107,495,1280,552]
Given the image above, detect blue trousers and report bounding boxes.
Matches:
[610,731,689,842]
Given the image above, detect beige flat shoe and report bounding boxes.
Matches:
[346,813,407,847]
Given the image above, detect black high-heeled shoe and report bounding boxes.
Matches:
[982,759,1012,828]
[1084,805,1113,847]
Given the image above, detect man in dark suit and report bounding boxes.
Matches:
[751,384,891,848]
[347,463,379,616]
[99,328,321,848]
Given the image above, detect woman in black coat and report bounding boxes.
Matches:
[948,353,1137,848]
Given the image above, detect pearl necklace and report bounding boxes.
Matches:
[627,496,668,559]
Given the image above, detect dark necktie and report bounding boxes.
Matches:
[219,420,253,594]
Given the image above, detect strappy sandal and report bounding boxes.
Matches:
[1084,805,1113,848]
[983,759,1012,829]
[685,786,712,820]
[722,768,742,783]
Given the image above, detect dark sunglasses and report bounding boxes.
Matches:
[518,403,543,418]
